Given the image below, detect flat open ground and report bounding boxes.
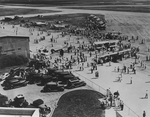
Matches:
[0,7,59,16]
[62,5,150,13]
[0,5,150,117]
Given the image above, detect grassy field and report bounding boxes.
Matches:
[0,8,59,16]
[62,5,150,13]
[52,89,105,117]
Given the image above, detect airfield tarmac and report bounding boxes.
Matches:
[0,5,150,117]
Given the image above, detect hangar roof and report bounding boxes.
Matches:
[0,36,29,40]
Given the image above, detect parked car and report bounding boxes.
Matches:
[37,74,53,86]
[47,68,57,75]
[3,79,28,90]
[29,99,51,117]
[9,94,29,108]
[41,82,64,92]
[26,72,43,84]
[0,73,9,81]
[57,71,70,76]
[65,79,86,89]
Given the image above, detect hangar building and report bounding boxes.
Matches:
[0,36,30,58]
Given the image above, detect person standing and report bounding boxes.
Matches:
[82,62,84,71]
[145,90,148,99]
[109,61,111,66]
[87,62,89,67]
[144,64,146,69]
[117,66,120,72]
[143,111,146,117]
[130,77,132,84]
[91,67,93,74]
[120,100,124,110]
[90,52,92,57]
[95,71,99,78]
[114,67,116,72]
[106,88,111,97]
[127,67,129,74]
[124,65,126,73]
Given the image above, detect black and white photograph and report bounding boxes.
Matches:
[0,0,150,117]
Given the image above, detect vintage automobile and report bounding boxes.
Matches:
[36,74,53,86]
[9,94,29,108]
[58,74,75,82]
[27,60,46,69]
[56,71,71,76]
[29,99,51,117]
[65,79,86,89]
[0,73,9,81]
[47,68,57,75]
[2,78,28,90]
[26,72,43,84]
[41,82,64,92]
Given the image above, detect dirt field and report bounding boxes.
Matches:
[105,12,150,59]
[62,6,150,13]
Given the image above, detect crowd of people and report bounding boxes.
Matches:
[100,89,124,111]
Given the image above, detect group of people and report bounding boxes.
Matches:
[116,62,137,75]
[100,89,124,111]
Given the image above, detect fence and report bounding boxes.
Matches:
[73,71,140,117]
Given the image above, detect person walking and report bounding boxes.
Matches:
[95,71,99,78]
[90,52,92,57]
[118,75,122,82]
[120,100,124,110]
[143,111,146,117]
[114,67,116,72]
[127,67,129,74]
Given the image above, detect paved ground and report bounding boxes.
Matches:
[73,60,150,117]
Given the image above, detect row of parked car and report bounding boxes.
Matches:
[40,68,86,92]
[0,67,86,91]
[0,67,29,90]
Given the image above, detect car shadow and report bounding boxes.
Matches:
[139,97,148,99]
[91,77,98,79]
[113,80,121,82]
[87,72,93,74]
[74,70,82,72]
[105,65,111,67]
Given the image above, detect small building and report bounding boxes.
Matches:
[0,107,39,117]
[0,36,30,58]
